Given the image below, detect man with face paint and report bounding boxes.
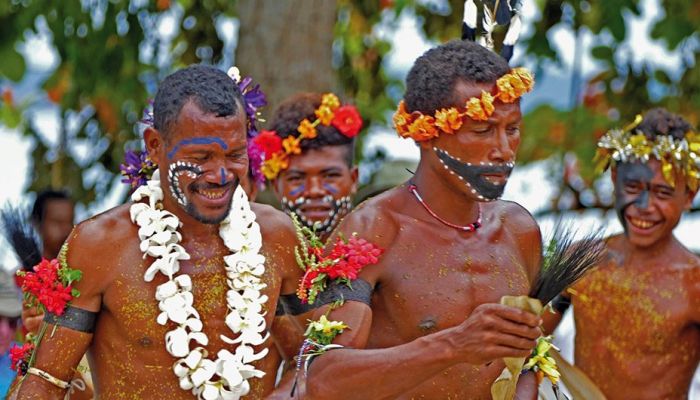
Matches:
[13,65,304,399]
[543,109,700,399]
[297,39,544,400]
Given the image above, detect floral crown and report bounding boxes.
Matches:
[393,67,534,142]
[120,67,267,189]
[253,93,363,180]
[594,114,700,191]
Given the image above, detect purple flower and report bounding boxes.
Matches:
[247,141,266,187]
[238,73,268,188]
[120,150,157,189]
[141,99,154,127]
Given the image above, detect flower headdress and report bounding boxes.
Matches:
[393,0,534,142]
[121,66,267,189]
[393,67,534,142]
[253,93,363,180]
[594,114,700,191]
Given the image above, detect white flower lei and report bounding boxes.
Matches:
[130,170,269,399]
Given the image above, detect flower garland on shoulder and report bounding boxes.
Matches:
[130,169,268,399]
[11,246,83,375]
[289,212,382,304]
[393,67,534,142]
[253,93,363,180]
[594,114,700,191]
[121,66,267,190]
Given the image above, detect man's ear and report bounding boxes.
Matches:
[350,166,359,195]
[144,127,165,161]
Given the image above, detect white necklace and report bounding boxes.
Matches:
[130,170,268,399]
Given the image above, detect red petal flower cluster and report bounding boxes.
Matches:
[10,342,34,372]
[21,259,74,315]
[331,105,363,138]
[297,236,383,303]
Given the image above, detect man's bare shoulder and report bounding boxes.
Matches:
[70,203,136,254]
[487,199,539,236]
[251,202,296,246]
[338,186,403,247]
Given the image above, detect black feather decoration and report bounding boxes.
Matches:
[462,0,478,41]
[462,22,476,41]
[494,0,511,25]
[529,224,606,305]
[0,204,42,271]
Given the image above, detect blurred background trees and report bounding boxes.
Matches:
[1,0,698,215]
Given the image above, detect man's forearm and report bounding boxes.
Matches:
[305,330,457,400]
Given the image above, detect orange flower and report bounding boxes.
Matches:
[321,93,340,111]
[496,75,517,103]
[297,119,317,139]
[261,152,289,180]
[434,108,463,134]
[315,105,334,126]
[480,91,495,116]
[407,115,439,141]
[393,101,413,137]
[512,67,535,92]
[282,135,302,155]
[465,97,488,121]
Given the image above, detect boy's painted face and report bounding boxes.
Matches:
[427,80,521,202]
[614,159,694,248]
[274,146,357,236]
[153,100,249,225]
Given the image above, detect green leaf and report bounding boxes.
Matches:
[0,44,26,82]
[590,46,613,61]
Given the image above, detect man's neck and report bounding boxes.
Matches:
[410,161,481,227]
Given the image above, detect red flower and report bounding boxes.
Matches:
[331,105,363,138]
[20,259,75,315]
[10,342,34,372]
[253,130,283,158]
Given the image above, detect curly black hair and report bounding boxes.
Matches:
[153,65,244,138]
[267,92,355,166]
[31,189,71,226]
[404,39,510,115]
[636,108,692,141]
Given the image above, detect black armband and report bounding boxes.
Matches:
[550,294,571,314]
[314,278,373,307]
[44,305,98,334]
[276,294,316,316]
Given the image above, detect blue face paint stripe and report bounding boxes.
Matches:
[220,168,226,185]
[167,137,229,159]
[289,184,305,197]
[322,183,338,194]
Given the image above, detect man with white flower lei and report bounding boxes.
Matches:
[14,65,303,399]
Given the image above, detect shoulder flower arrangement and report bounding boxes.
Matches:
[594,114,700,190]
[290,213,382,305]
[130,169,268,399]
[393,67,534,142]
[253,93,363,180]
[11,247,83,375]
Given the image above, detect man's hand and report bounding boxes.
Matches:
[21,305,43,334]
[448,303,541,365]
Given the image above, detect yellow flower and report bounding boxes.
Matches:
[321,93,340,111]
[315,105,334,126]
[282,135,302,155]
[523,336,561,385]
[434,107,463,134]
[661,160,675,188]
[308,315,348,334]
[496,75,517,103]
[407,114,439,142]
[629,133,652,160]
[480,91,495,116]
[465,97,488,121]
[261,152,289,180]
[393,100,413,138]
[511,67,535,92]
[297,119,317,139]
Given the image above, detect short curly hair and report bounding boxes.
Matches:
[153,64,244,138]
[268,92,355,166]
[404,40,510,115]
[637,108,692,141]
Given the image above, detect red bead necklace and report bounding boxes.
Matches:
[408,184,481,232]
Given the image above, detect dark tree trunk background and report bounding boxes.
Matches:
[235,0,339,115]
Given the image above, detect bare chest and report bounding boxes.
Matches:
[368,232,531,345]
[573,265,693,352]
